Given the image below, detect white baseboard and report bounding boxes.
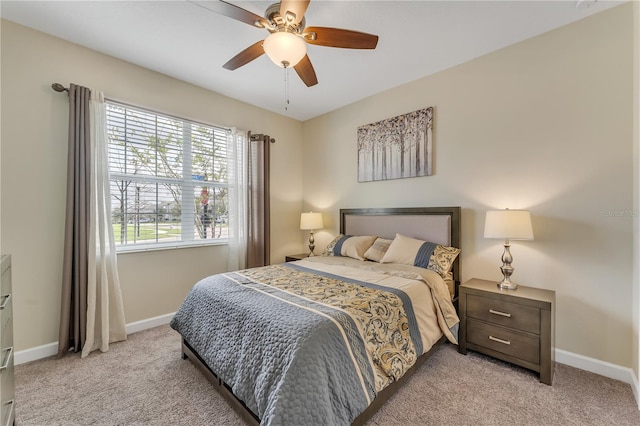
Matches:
[124,312,175,335]
[556,348,640,410]
[15,341,59,365]
[555,348,635,384]
[14,312,175,366]
[12,320,640,410]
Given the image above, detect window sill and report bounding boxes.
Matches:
[116,239,228,254]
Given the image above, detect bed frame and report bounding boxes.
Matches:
[180,206,461,425]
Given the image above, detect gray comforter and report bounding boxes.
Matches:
[170,260,456,425]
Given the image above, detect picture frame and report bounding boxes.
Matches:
[357,107,433,182]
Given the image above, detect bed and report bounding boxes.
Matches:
[170,206,461,425]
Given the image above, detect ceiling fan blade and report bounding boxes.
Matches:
[304,27,379,49]
[223,40,265,70]
[294,55,318,87]
[204,0,269,28]
[279,0,310,25]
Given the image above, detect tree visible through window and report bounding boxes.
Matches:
[107,102,229,248]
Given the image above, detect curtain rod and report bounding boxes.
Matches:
[51,83,68,93]
[51,82,265,140]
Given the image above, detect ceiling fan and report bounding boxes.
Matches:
[205,0,379,87]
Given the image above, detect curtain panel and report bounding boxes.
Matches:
[59,84,91,355]
[227,129,248,271]
[247,133,273,268]
[83,91,127,357]
[58,84,126,357]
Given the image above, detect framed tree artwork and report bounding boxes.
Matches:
[357,107,433,182]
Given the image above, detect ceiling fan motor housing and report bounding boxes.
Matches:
[264,2,306,33]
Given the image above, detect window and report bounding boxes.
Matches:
[107,101,229,250]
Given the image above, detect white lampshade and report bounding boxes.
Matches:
[300,212,323,230]
[484,210,534,240]
[263,31,307,68]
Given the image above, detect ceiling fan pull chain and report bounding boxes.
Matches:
[284,65,290,111]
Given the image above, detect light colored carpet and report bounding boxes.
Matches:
[15,325,640,425]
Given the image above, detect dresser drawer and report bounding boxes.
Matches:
[1,399,14,426]
[1,310,12,352]
[467,294,540,334]
[0,265,10,296]
[0,348,15,416]
[466,319,540,364]
[0,294,11,343]
[0,255,14,423]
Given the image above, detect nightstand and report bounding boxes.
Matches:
[458,278,555,385]
[285,253,309,262]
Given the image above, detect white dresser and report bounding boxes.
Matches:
[0,256,14,425]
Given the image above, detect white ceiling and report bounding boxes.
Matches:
[0,0,625,121]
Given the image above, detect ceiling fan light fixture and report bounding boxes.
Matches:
[263,31,307,68]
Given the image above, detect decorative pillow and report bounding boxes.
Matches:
[364,238,393,262]
[380,233,460,278]
[429,244,462,277]
[324,235,377,261]
[323,234,344,256]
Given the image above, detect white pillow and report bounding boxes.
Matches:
[380,234,427,265]
[340,235,378,261]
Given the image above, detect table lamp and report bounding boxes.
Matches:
[484,209,534,290]
[300,212,323,256]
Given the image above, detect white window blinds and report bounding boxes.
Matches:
[106,101,230,250]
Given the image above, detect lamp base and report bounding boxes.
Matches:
[497,278,518,290]
[497,240,517,290]
[308,231,316,256]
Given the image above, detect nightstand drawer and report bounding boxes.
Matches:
[467,319,540,364]
[467,294,540,334]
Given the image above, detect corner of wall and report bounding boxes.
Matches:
[1,17,3,255]
[633,0,640,410]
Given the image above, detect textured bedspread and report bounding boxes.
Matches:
[170,258,458,426]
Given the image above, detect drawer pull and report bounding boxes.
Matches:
[489,309,511,318]
[0,346,13,371]
[488,335,511,345]
[3,400,13,426]
[0,294,10,310]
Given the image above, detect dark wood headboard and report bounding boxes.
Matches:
[340,207,462,299]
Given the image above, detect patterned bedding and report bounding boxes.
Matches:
[170,256,459,426]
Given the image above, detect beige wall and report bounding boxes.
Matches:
[633,0,640,384]
[0,17,2,255]
[1,4,637,373]
[303,4,634,367]
[0,20,304,351]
